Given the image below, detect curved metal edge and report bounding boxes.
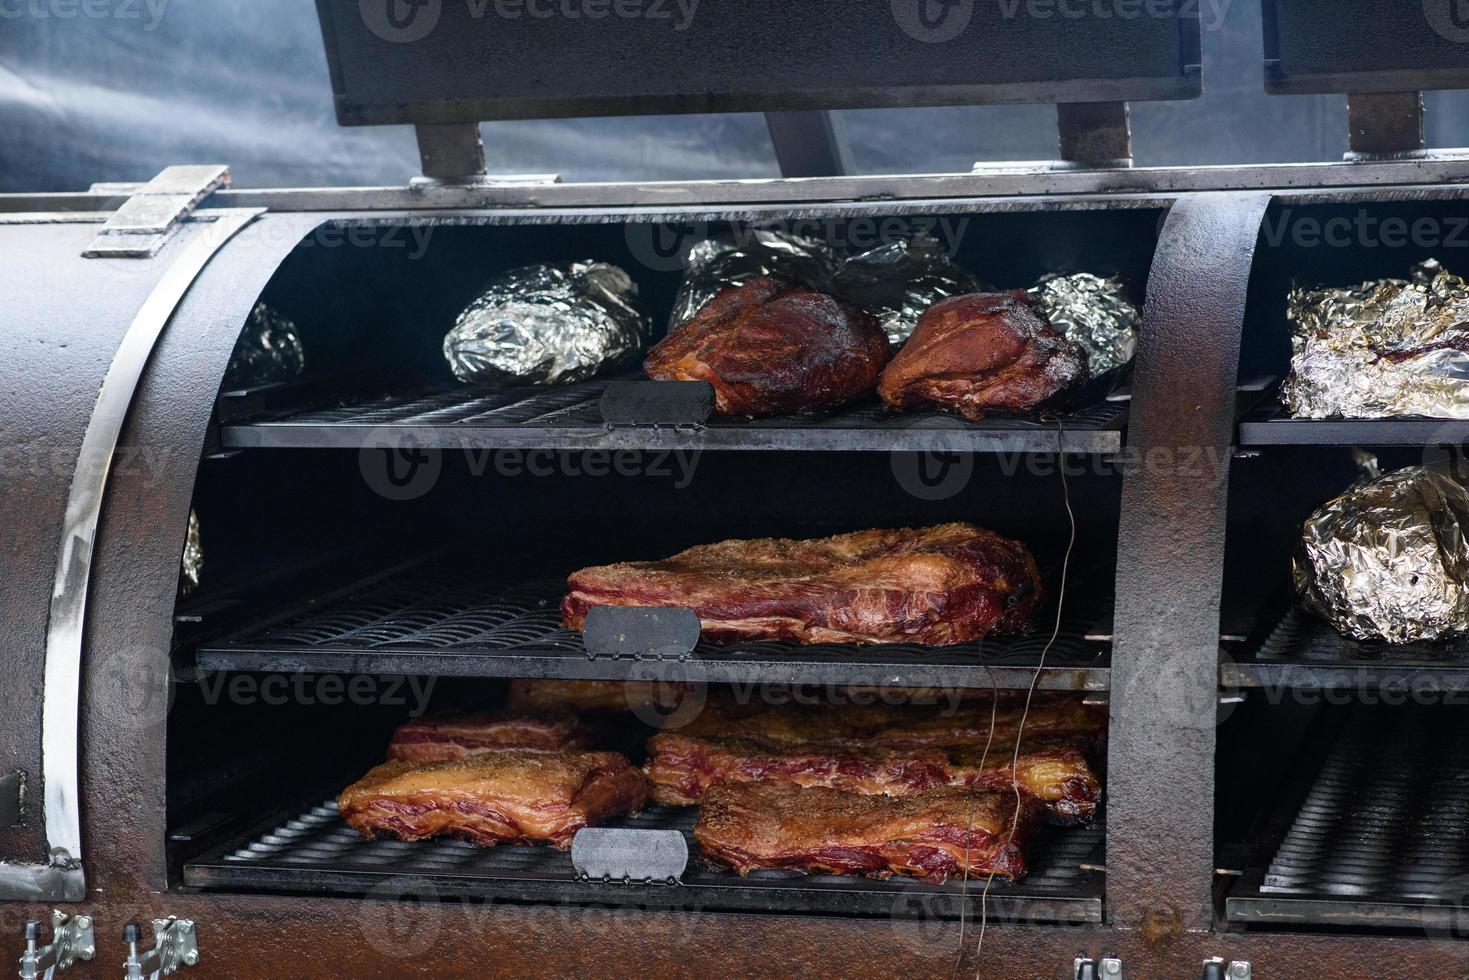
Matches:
[1105,191,1272,931]
[27,209,265,901]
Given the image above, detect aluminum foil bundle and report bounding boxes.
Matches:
[1281,260,1469,418]
[222,302,305,389]
[830,236,982,345]
[444,261,649,386]
[1029,273,1140,378]
[1295,465,1469,643]
[179,509,203,596]
[668,230,837,328]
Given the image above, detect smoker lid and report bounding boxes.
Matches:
[314,0,1201,127]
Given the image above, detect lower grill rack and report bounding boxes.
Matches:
[1226,706,1469,931]
[182,801,1104,924]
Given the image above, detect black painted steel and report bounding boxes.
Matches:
[191,557,1112,690]
[1262,0,1469,95]
[314,0,1201,126]
[217,378,1128,454]
[183,797,1104,923]
[1227,706,1469,930]
[1239,400,1469,446]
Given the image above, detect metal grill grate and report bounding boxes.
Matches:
[183,798,1104,922]
[217,378,1127,454]
[1227,707,1469,930]
[193,557,1112,690]
[1237,399,1469,447]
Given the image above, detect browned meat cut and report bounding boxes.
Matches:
[644,731,1100,824]
[878,290,1088,420]
[693,781,1040,882]
[644,277,891,416]
[338,750,648,849]
[386,712,594,763]
[561,523,1043,646]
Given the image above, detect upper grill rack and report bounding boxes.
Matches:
[191,556,1112,690]
[182,798,1104,924]
[1226,707,1469,931]
[216,377,1127,454]
[1237,398,1469,447]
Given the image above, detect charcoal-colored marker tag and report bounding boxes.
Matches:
[571,828,688,883]
[600,380,714,427]
[582,606,701,659]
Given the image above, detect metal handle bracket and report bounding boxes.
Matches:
[83,165,230,259]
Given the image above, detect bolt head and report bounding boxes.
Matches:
[1103,962,1122,976]
[183,949,199,965]
[1228,966,1250,980]
[75,916,91,930]
[180,920,194,933]
[80,945,95,960]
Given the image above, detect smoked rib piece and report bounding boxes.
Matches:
[386,712,594,763]
[878,291,1088,421]
[561,523,1043,646]
[644,732,1100,824]
[645,277,891,416]
[693,781,1040,883]
[338,751,648,849]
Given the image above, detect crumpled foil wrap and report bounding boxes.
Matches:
[1295,465,1469,643]
[669,230,837,327]
[444,262,649,386]
[831,236,982,345]
[222,302,306,389]
[1029,273,1140,378]
[179,509,203,596]
[1281,260,1469,418]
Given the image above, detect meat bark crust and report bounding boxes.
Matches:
[877,290,1088,420]
[338,751,648,849]
[693,781,1039,882]
[645,277,891,416]
[386,711,595,763]
[561,523,1044,647]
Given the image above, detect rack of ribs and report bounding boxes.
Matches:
[645,277,891,417]
[693,781,1040,883]
[338,750,648,849]
[562,523,1043,646]
[386,712,595,762]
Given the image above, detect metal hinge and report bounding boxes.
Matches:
[83,165,230,259]
[17,911,94,980]
[122,918,199,979]
[1074,955,1122,979]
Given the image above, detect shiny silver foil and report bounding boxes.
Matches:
[444,262,649,386]
[222,302,305,389]
[669,230,837,327]
[1282,260,1469,419]
[831,236,982,345]
[1029,273,1140,378]
[1295,465,1469,643]
[179,508,202,596]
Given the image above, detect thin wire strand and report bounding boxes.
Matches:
[949,665,1000,980]
[971,420,1077,980]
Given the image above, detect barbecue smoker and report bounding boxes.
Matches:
[4,1,1469,976]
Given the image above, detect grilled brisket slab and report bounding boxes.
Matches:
[386,712,595,763]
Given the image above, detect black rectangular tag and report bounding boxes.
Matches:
[600,380,714,429]
[582,606,702,660]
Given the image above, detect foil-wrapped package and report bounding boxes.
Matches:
[669,230,836,328]
[222,302,306,389]
[1029,273,1140,378]
[444,262,649,386]
[1295,465,1469,643]
[830,236,982,345]
[179,509,203,596]
[1282,260,1469,418]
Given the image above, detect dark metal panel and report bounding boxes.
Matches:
[1263,0,1469,95]
[0,220,182,885]
[1107,191,1270,932]
[315,0,1201,126]
[764,111,854,179]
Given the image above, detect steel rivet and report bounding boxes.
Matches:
[1103,962,1121,976]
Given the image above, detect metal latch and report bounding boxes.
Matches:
[122,918,198,979]
[17,911,95,979]
[1202,958,1251,980]
[1074,956,1122,980]
[83,165,230,259]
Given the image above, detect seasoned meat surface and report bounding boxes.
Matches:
[338,751,648,849]
[386,712,594,763]
[693,781,1039,882]
[645,277,891,416]
[561,523,1043,646]
[878,290,1088,420]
